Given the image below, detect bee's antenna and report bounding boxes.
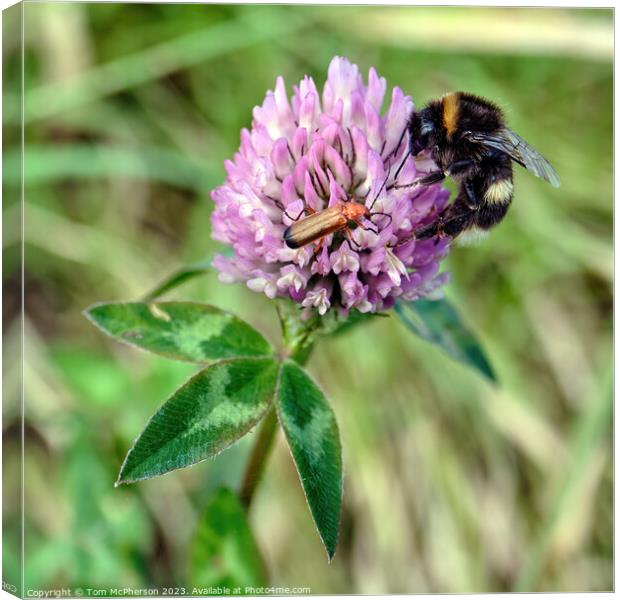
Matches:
[393,152,409,183]
[387,124,408,160]
[368,162,391,212]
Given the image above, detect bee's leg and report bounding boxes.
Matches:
[418,171,446,185]
[418,215,465,245]
[415,223,440,241]
[415,215,456,245]
[418,159,475,188]
[439,197,478,240]
[446,158,476,177]
[441,210,476,237]
[463,178,481,209]
[416,188,476,241]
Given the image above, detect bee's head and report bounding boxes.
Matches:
[408,107,437,155]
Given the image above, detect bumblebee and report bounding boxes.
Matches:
[400,92,560,240]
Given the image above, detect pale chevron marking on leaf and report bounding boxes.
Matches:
[276,360,342,560]
[85,301,273,362]
[118,357,279,484]
[148,303,172,322]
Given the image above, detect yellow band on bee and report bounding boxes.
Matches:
[484,179,513,204]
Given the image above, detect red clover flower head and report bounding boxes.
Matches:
[211,57,451,316]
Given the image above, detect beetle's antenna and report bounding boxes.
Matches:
[357,220,380,236]
[283,206,309,222]
[369,211,392,226]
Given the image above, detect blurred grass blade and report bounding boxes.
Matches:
[86,302,273,363]
[513,361,612,591]
[190,487,267,589]
[276,360,342,561]
[143,259,212,301]
[395,298,496,382]
[12,10,309,124]
[334,8,612,61]
[118,357,279,484]
[5,145,210,191]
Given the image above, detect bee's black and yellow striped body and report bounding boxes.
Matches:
[476,153,514,230]
[419,145,514,239]
[406,91,559,240]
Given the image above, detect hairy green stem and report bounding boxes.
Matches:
[239,301,319,512]
[276,299,318,363]
[239,406,278,510]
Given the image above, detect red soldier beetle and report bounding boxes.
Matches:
[282,172,392,252]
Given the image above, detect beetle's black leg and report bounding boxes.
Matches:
[344,231,362,251]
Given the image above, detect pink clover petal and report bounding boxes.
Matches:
[210,57,452,315]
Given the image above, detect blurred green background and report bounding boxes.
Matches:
[3,4,612,594]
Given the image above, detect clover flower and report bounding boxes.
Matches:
[211,57,451,315]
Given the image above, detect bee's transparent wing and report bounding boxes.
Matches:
[467,128,560,187]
